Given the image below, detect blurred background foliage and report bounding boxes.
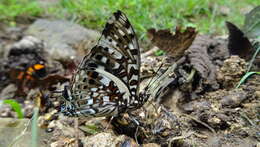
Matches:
[0,0,259,39]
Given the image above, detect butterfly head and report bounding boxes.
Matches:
[60,85,76,116]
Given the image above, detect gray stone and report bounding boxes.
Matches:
[0,118,52,147]
[0,84,17,100]
[80,132,130,147]
[25,19,100,60]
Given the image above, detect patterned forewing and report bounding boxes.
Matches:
[98,11,141,98]
[69,11,141,116]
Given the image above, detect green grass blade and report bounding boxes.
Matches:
[2,99,24,118]
[236,71,260,88]
[247,45,260,72]
[31,107,39,147]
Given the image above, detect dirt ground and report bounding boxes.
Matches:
[0,20,259,147]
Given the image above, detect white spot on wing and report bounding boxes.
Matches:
[122,76,127,82]
[101,57,108,63]
[86,99,93,105]
[129,43,134,49]
[100,77,110,86]
[112,40,117,47]
[108,48,114,54]
[91,88,98,91]
[95,68,131,98]
[131,75,138,81]
[93,92,99,97]
[77,109,95,115]
[114,34,119,39]
[103,96,110,102]
[118,29,125,35]
[75,75,79,81]
[114,62,120,69]
[127,28,132,34]
[80,71,85,76]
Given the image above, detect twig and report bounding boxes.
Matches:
[168,131,194,147]
[240,112,257,128]
[182,114,216,134]
[246,40,260,72]
[135,126,140,145]
[75,118,79,147]
[193,132,208,139]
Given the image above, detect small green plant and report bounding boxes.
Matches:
[0,99,24,118]
[0,0,42,25]
[236,45,260,88]
[80,124,101,135]
[31,107,39,147]
[1,0,257,37]
[155,50,165,56]
[236,71,260,88]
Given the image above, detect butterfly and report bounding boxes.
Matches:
[61,10,149,117]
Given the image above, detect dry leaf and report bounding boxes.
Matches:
[147,26,197,59]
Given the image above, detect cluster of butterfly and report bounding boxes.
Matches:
[60,10,170,118]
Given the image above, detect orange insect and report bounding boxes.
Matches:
[16,63,46,81]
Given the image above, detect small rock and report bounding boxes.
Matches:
[50,137,77,147]
[207,136,222,147]
[217,56,246,88]
[49,119,84,139]
[143,143,160,147]
[0,84,17,100]
[38,109,58,128]
[4,27,23,41]
[182,100,211,112]
[0,118,51,147]
[208,116,221,126]
[4,35,45,58]
[23,100,34,117]
[26,19,100,60]
[0,105,13,117]
[220,89,248,107]
[81,132,132,147]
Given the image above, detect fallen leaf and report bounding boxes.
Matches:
[147,26,197,59]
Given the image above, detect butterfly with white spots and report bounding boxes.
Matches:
[61,10,149,117]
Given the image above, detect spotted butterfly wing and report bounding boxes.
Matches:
[61,11,143,117]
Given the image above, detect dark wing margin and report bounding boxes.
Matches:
[99,10,141,98]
